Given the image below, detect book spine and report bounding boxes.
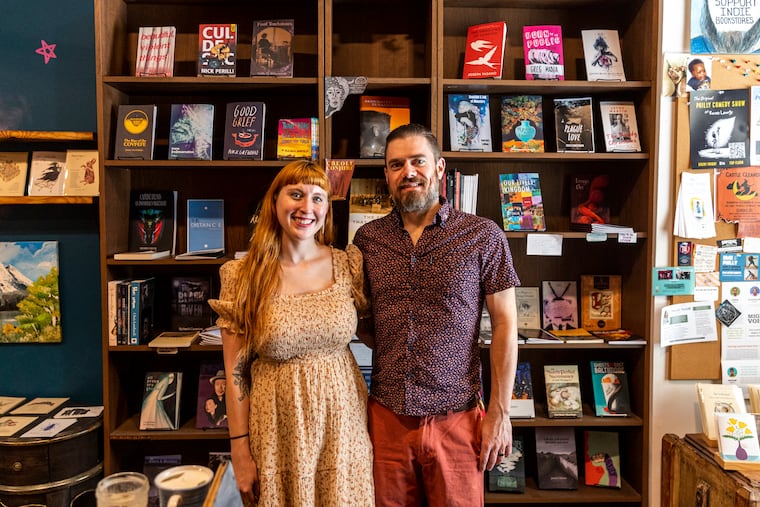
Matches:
[117,281,129,345]
[129,282,141,345]
[107,281,118,347]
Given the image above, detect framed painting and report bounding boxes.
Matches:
[0,241,61,343]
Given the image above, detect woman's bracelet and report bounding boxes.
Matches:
[229,432,249,440]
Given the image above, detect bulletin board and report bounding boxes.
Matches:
[669,55,760,379]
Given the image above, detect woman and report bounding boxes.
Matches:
[208,160,373,506]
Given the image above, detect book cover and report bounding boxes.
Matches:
[114,105,158,160]
[589,360,631,416]
[0,152,29,196]
[697,382,747,441]
[569,173,611,231]
[139,371,182,430]
[488,434,525,492]
[542,281,578,330]
[185,199,225,255]
[462,21,507,79]
[62,149,99,196]
[359,96,411,158]
[26,151,64,196]
[535,426,579,489]
[584,431,621,488]
[689,88,749,169]
[716,412,760,463]
[277,117,319,160]
[448,94,492,152]
[0,396,26,415]
[222,101,266,160]
[0,416,38,437]
[498,173,546,232]
[690,0,760,54]
[196,360,228,429]
[515,286,541,329]
[581,29,626,81]
[599,101,641,152]
[347,178,392,244]
[580,275,622,331]
[144,454,182,507]
[170,276,214,331]
[123,190,178,255]
[523,25,564,80]
[148,331,199,349]
[544,364,583,418]
[129,277,155,345]
[751,86,760,166]
[325,159,355,200]
[501,95,544,152]
[168,104,215,160]
[198,24,237,77]
[115,280,132,345]
[554,97,594,152]
[10,397,69,415]
[136,26,176,77]
[519,328,564,344]
[511,362,535,419]
[479,306,493,344]
[251,19,294,77]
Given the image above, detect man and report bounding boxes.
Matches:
[206,370,227,426]
[354,123,520,506]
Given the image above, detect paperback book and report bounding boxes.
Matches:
[448,94,492,152]
[139,371,183,430]
[511,362,535,419]
[115,190,177,259]
[523,25,564,80]
[347,178,392,244]
[535,427,578,489]
[462,21,507,79]
[569,173,611,231]
[251,19,294,77]
[581,29,626,81]
[488,434,525,492]
[554,97,594,152]
[544,364,582,418]
[584,431,621,488]
[222,101,266,160]
[198,24,237,77]
[515,286,541,329]
[359,96,411,158]
[689,88,749,169]
[0,396,26,415]
[325,159,355,200]
[498,173,546,232]
[62,150,99,196]
[580,274,622,331]
[599,101,641,152]
[168,104,215,160]
[196,360,228,429]
[113,105,158,160]
[277,118,319,160]
[0,152,30,196]
[170,276,214,331]
[589,360,631,416]
[501,95,544,152]
[26,151,64,196]
[128,277,155,345]
[135,26,176,77]
[696,382,747,441]
[178,199,225,259]
[542,280,578,331]
[144,454,182,507]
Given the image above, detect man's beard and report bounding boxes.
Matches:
[395,178,439,213]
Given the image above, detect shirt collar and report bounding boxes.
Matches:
[391,196,451,229]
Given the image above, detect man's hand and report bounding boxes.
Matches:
[478,408,512,472]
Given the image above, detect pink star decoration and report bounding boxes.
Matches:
[35,40,57,64]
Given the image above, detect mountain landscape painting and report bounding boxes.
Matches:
[0,241,61,343]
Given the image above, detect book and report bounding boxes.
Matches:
[511,362,536,419]
[196,360,228,429]
[462,21,507,79]
[554,97,594,152]
[581,29,626,81]
[148,331,199,349]
[168,104,215,160]
[696,383,747,441]
[519,328,564,344]
[550,328,604,344]
[250,19,294,77]
[11,397,69,415]
[325,159,355,200]
[488,434,525,492]
[115,280,132,345]
[591,328,647,345]
[62,149,99,196]
[749,385,760,413]
[515,286,541,329]
[544,364,582,418]
[580,275,622,331]
[135,26,176,77]
[143,454,182,507]
[277,117,319,160]
[139,371,183,430]
[501,95,544,152]
[498,173,546,232]
[129,277,155,345]
[569,173,611,231]
[447,94,492,152]
[170,276,214,331]
[689,88,749,169]
[347,178,393,244]
[715,412,760,463]
[26,151,64,196]
[542,281,578,331]
[599,101,641,152]
[107,279,130,346]
[115,190,178,258]
[178,199,225,258]
[198,24,237,77]
[114,105,158,160]
[523,25,564,80]
[0,416,38,437]
[0,152,30,196]
[222,101,266,160]
[589,361,631,416]
[359,96,411,158]
[535,426,578,489]
[584,431,621,488]
[0,396,26,415]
